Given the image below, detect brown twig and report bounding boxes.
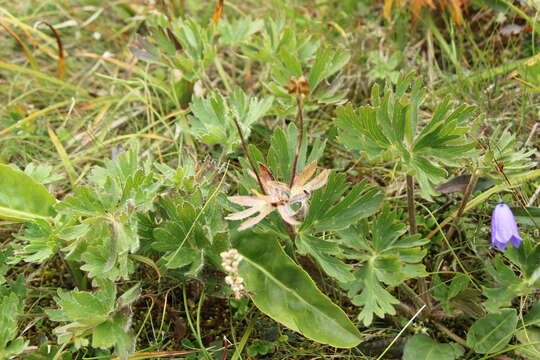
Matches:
[406,175,432,310]
[289,95,305,188]
[431,320,469,348]
[444,172,479,243]
[231,116,265,194]
[406,174,417,235]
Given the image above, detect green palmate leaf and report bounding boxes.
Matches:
[338,208,428,326]
[142,14,216,80]
[403,334,464,360]
[147,193,228,272]
[335,73,476,200]
[301,173,383,233]
[53,148,162,281]
[187,89,272,154]
[255,22,348,109]
[345,260,400,326]
[47,281,137,359]
[233,231,361,348]
[91,314,132,358]
[14,219,58,264]
[47,282,117,326]
[294,173,382,283]
[481,128,535,180]
[244,19,319,64]
[466,309,518,354]
[23,163,64,185]
[432,274,477,315]
[218,17,264,45]
[297,234,354,283]
[367,51,403,84]
[165,248,204,273]
[0,163,56,221]
[308,47,351,92]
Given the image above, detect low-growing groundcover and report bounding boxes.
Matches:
[0,0,539,359]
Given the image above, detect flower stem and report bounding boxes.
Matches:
[289,95,305,188]
[431,320,469,348]
[445,172,479,242]
[231,116,265,194]
[406,174,432,310]
[406,174,417,235]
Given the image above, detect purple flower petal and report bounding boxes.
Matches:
[510,234,523,248]
[490,202,523,251]
[493,238,507,251]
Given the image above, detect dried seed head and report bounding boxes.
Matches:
[285,76,309,97]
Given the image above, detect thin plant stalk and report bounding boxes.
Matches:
[231,316,255,360]
[432,320,469,348]
[406,174,431,310]
[289,95,305,188]
[231,116,265,193]
[406,174,417,235]
[182,286,212,360]
[445,172,479,242]
[284,94,306,243]
[375,305,426,360]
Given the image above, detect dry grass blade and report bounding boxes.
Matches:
[103,133,176,145]
[1,22,40,72]
[112,349,201,360]
[0,100,73,137]
[0,9,61,59]
[48,126,77,186]
[37,22,65,79]
[129,254,161,283]
[0,61,88,95]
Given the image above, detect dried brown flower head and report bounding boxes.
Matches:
[225,163,330,230]
[284,76,309,97]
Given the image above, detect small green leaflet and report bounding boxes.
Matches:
[338,208,428,326]
[46,281,139,360]
[335,73,476,200]
[466,309,518,354]
[403,334,464,360]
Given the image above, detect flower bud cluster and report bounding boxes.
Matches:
[220,249,245,299]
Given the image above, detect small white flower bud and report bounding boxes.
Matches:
[221,248,245,299]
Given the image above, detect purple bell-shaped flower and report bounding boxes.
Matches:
[491,202,523,251]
